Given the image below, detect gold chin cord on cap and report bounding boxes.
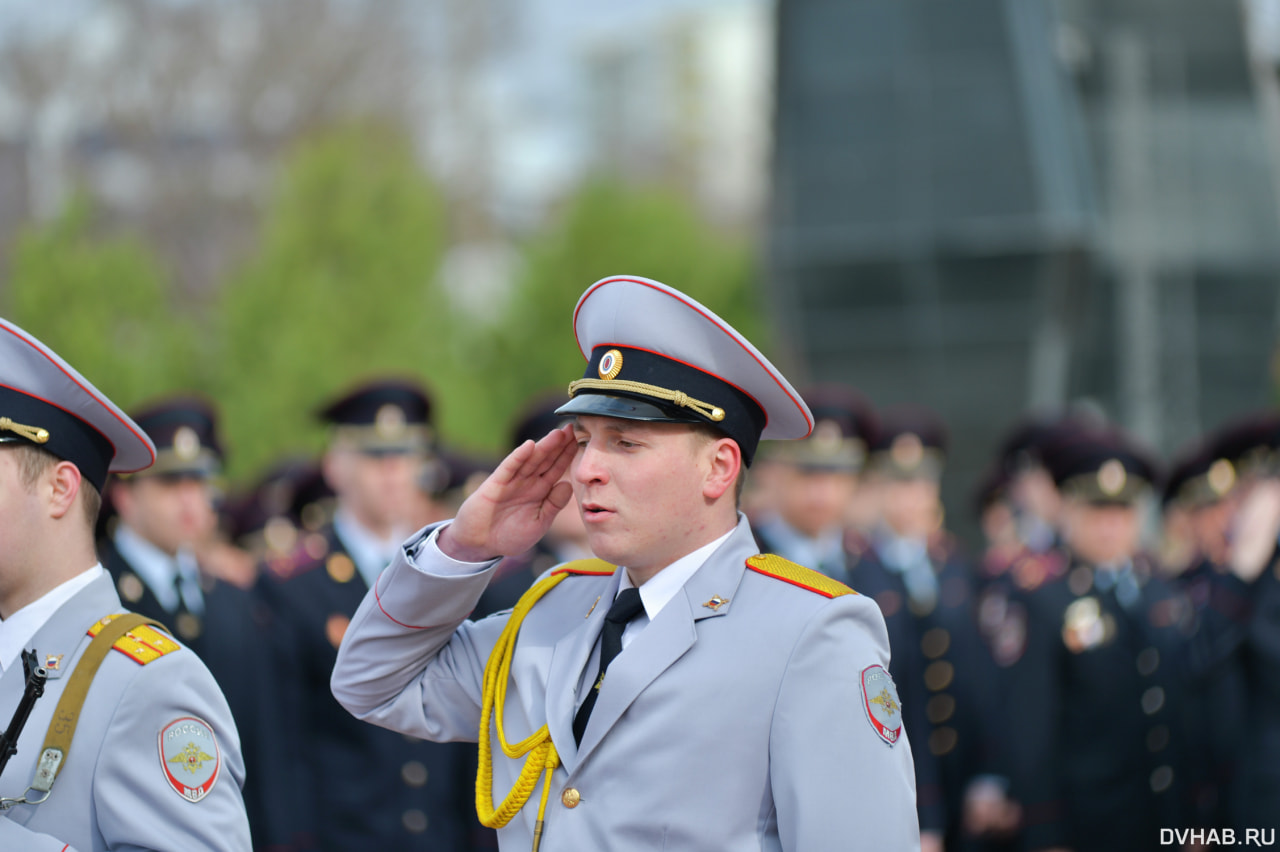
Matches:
[567,379,726,422]
[0,417,50,444]
[477,571,571,852]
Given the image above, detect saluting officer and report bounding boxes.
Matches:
[331,275,921,851]
[1184,413,1280,832]
[0,318,250,850]
[1004,428,1190,851]
[257,379,479,851]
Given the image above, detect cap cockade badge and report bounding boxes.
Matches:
[598,349,623,381]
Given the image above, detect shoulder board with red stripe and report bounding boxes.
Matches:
[87,615,182,666]
[747,554,857,598]
[551,558,616,577]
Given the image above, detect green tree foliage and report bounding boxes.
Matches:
[481,179,763,443]
[215,123,455,481]
[5,194,202,409]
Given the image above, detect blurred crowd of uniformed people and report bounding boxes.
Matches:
[102,375,1280,851]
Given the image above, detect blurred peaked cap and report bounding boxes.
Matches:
[0,318,155,491]
[127,394,222,479]
[972,462,1012,516]
[555,275,812,467]
[318,378,433,453]
[998,411,1094,473]
[868,403,948,480]
[223,457,319,541]
[1206,411,1280,477]
[289,464,335,531]
[762,383,877,471]
[510,390,573,450]
[418,448,494,498]
[1044,428,1160,504]
[1162,440,1238,509]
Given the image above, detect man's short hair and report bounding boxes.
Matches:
[10,444,102,530]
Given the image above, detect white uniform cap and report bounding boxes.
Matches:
[556,275,813,465]
[0,318,156,490]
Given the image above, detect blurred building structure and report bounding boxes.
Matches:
[769,0,1280,545]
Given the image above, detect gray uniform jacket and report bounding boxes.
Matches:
[332,517,921,851]
[0,572,252,851]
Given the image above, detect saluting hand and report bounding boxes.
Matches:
[438,424,577,562]
[1229,477,1280,584]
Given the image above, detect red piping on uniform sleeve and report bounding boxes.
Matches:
[372,574,434,630]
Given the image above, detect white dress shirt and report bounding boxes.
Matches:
[113,524,205,615]
[334,509,405,588]
[0,565,103,673]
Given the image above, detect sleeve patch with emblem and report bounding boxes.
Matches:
[159,716,222,803]
[861,664,903,746]
[746,553,856,598]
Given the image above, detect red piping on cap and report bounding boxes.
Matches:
[573,276,814,437]
[0,324,156,471]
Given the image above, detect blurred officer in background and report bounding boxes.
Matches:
[473,392,590,620]
[1004,428,1190,852]
[1162,434,1249,832]
[101,396,244,647]
[258,379,479,851]
[0,319,250,850]
[750,383,876,581]
[99,395,279,845]
[1187,413,1280,832]
[857,404,1005,852]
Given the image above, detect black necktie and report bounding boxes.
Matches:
[573,587,645,745]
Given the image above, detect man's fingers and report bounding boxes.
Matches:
[547,479,575,512]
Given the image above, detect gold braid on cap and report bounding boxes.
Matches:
[567,379,726,422]
[0,417,49,444]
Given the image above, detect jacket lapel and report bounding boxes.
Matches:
[573,519,757,764]
[544,570,621,771]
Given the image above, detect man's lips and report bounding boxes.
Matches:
[581,502,614,521]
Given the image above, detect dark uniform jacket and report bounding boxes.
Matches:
[1186,546,1280,831]
[258,523,483,852]
[856,529,1001,849]
[1004,552,1192,851]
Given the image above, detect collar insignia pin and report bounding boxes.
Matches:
[702,595,729,611]
[585,596,600,619]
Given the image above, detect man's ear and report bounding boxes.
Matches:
[48,460,83,520]
[702,437,742,501]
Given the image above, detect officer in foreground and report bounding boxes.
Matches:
[332,275,920,851]
[0,318,250,850]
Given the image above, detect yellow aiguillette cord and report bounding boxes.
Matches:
[476,571,569,850]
